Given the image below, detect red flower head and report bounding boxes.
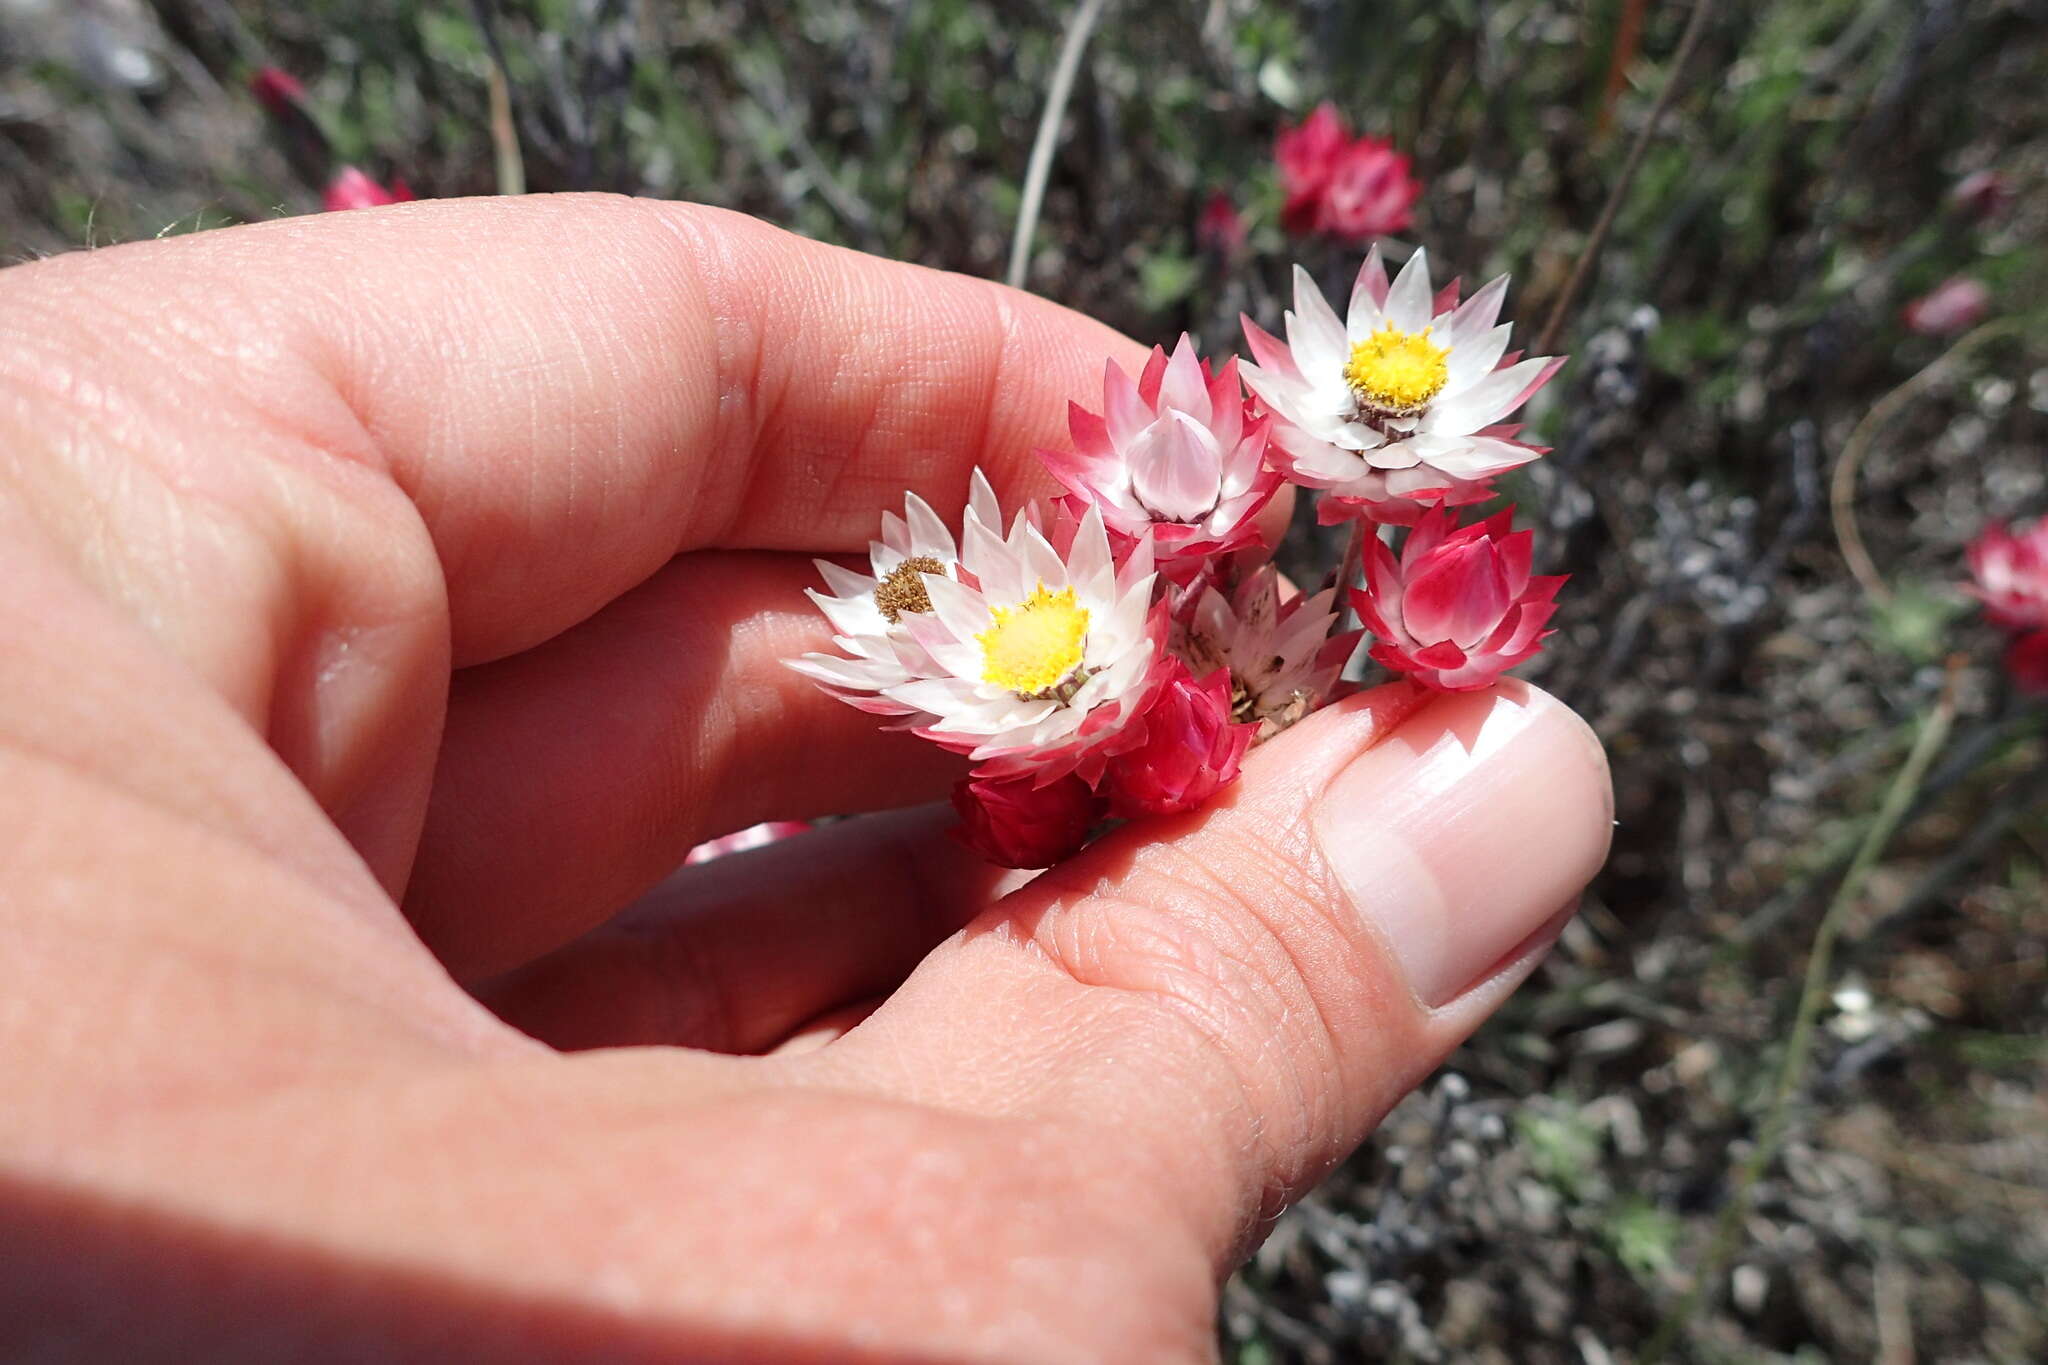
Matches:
[1275,102,1347,229]
[1103,660,1255,819]
[1274,102,1420,242]
[1968,519,2048,633]
[1196,191,1248,257]
[951,772,1102,869]
[249,66,307,118]
[322,166,416,213]
[2006,632,2048,695]
[1902,276,1990,337]
[1314,136,1419,242]
[1354,505,1565,691]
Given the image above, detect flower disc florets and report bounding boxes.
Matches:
[1242,246,1562,524]
[786,472,1005,712]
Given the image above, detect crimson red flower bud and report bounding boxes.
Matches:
[1196,191,1247,257]
[1902,276,1990,337]
[951,772,1101,869]
[1967,519,2048,633]
[1313,136,1418,241]
[249,66,306,118]
[2006,632,2048,695]
[1273,102,1420,243]
[1103,661,1254,819]
[1354,505,1564,691]
[322,166,415,212]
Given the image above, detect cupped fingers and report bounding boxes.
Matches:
[473,804,1008,1053]
[806,681,1613,1264]
[405,551,971,979]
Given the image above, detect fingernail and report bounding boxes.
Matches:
[1312,684,1611,1008]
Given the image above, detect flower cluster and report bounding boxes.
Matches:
[1968,519,2048,694]
[793,250,1567,867]
[1274,103,1422,244]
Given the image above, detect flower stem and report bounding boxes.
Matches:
[1006,0,1113,290]
[1643,663,1960,1362]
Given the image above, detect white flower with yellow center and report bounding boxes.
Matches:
[793,476,1165,783]
[787,471,1003,711]
[1241,246,1563,521]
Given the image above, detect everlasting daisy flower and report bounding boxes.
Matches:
[1172,564,1359,740]
[1354,505,1564,692]
[323,166,415,212]
[1902,275,1990,337]
[794,484,1165,785]
[787,472,1004,716]
[1041,336,1278,585]
[1242,246,1563,524]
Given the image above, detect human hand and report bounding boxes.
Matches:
[0,197,1611,1361]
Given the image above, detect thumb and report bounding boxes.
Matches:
[817,680,1612,1263]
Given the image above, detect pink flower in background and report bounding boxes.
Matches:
[1274,103,1419,242]
[1313,136,1419,241]
[1354,505,1564,691]
[1902,276,1990,336]
[1196,191,1247,257]
[1950,170,2013,223]
[684,821,811,865]
[1043,336,1278,585]
[249,66,307,117]
[1966,519,2048,633]
[951,772,1101,869]
[1103,661,1254,818]
[323,166,415,212]
[2005,632,2048,694]
[1275,103,1347,226]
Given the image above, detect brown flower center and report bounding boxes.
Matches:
[875,556,945,622]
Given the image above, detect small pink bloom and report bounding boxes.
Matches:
[1354,505,1565,691]
[322,166,415,212]
[951,772,1102,869]
[1275,103,1348,233]
[2006,632,2048,694]
[1902,276,1990,337]
[1950,170,2013,223]
[1312,136,1419,242]
[250,66,307,118]
[1041,335,1279,585]
[1103,661,1254,818]
[1967,519,2048,633]
[1274,102,1420,242]
[683,821,811,866]
[1196,191,1248,257]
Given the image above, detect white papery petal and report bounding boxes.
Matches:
[1444,322,1512,391]
[1159,335,1212,422]
[1428,355,1553,432]
[1384,249,1434,333]
[903,491,954,560]
[923,573,991,644]
[1447,274,1510,346]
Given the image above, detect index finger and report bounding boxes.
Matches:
[5,193,1146,666]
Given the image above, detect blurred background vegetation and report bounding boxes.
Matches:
[5,0,2046,1360]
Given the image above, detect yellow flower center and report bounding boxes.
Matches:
[978,584,1090,696]
[1344,324,1450,414]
